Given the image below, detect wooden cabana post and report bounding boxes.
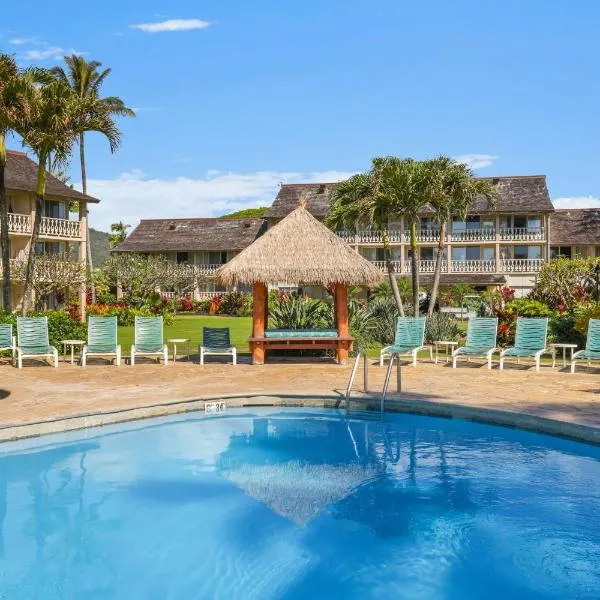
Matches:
[215,201,384,366]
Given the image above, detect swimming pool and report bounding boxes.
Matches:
[0,406,599,599]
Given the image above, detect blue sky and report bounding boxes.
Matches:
[3,0,600,230]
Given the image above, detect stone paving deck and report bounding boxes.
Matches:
[0,356,599,442]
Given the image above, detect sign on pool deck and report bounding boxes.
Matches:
[205,401,227,415]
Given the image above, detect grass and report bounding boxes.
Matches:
[118,315,252,357]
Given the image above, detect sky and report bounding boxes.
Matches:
[2,0,600,231]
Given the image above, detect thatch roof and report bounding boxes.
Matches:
[216,204,384,286]
[266,176,553,220]
[114,217,266,253]
[549,209,600,245]
[6,150,99,203]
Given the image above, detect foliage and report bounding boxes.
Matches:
[574,302,600,338]
[220,207,269,219]
[531,257,599,312]
[109,221,130,248]
[492,297,556,346]
[549,314,585,346]
[424,313,461,344]
[195,298,213,313]
[217,292,252,316]
[177,296,195,312]
[348,301,378,351]
[364,297,400,345]
[0,309,87,348]
[370,279,412,304]
[269,295,332,329]
[87,296,174,326]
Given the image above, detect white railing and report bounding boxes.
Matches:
[500,258,544,272]
[499,227,545,241]
[450,260,497,273]
[403,259,442,273]
[408,229,441,243]
[372,260,402,273]
[337,230,403,243]
[197,291,218,299]
[8,213,32,234]
[40,217,81,239]
[450,228,496,242]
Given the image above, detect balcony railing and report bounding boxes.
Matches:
[371,258,544,274]
[499,227,545,241]
[450,228,496,242]
[337,230,403,244]
[8,213,31,234]
[40,217,81,239]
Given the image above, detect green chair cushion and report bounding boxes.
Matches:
[264,329,339,339]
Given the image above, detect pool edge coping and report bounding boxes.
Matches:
[1,392,600,446]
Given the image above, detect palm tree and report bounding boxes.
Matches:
[376,157,428,316]
[425,157,497,316]
[18,78,121,314]
[326,170,405,316]
[109,221,130,248]
[52,55,135,303]
[0,55,40,311]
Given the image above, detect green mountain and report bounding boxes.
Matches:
[89,228,111,267]
[220,207,269,219]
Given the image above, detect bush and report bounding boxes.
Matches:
[269,295,331,329]
[0,309,87,349]
[177,296,195,312]
[195,298,212,314]
[549,314,585,346]
[574,302,600,338]
[424,313,461,344]
[87,303,174,326]
[364,297,399,345]
[217,292,252,316]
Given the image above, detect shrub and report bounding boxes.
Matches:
[217,292,252,316]
[364,297,399,345]
[0,309,87,349]
[269,295,331,329]
[574,302,600,338]
[178,296,195,312]
[549,314,585,346]
[424,313,461,344]
[195,299,212,314]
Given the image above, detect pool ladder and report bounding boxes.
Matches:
[343,349,401,415]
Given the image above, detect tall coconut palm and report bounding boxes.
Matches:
[18,79,121,314]
[326,169,405,316]
[0,55,41,311]
[52,55,135,303]
[425,157,497,316]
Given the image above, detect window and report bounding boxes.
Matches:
[514,246,528,260]
[43,201,66,219]
[452,218,466,233]
[550,246,572,259]
[482,217,495,230]
[452,246,481,261]
[528,245,542,260]
[466,216,480,230]
[420,247,434,261]
[419,217,435,231]
[499,216,511,229]
[482,247,495,261]
[360,248,376,261]
[176,252,189,264]
[375,248,386,262]
[527,215,542,231]
[513,215,527,229]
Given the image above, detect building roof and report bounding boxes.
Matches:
[115,217,267,253]
[5,150,99,203]
[216,204,384,286]
[549,209,600,246]
[265,176,553,220]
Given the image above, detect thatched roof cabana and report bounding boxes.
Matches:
[216,205,383,287]
[216,204,383,365]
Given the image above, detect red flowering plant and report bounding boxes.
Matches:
[209,295,223,314]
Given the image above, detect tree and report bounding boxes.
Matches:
[109,221,130,248]
[326,170,406,316]
[0,55,39,311]
[424,157,497,316]
[52,55,135,303]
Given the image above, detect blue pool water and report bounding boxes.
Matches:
[1,407,600,599]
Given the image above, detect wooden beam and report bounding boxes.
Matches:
[334,283,349,364]
[251,282,267,364]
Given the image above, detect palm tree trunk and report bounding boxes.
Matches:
[80,133,96,304]
[0,135,11,311]
[382,229,404,317]
[22,163,45,315]
[410,221,419,316]
[428,221,447,316]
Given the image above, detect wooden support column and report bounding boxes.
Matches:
[335,283,349,364]
[251,282,267,365]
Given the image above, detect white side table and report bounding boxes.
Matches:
[168,338,191,362]
[434,340,458,364]
[61,339,86,365]
[550,343,578,368]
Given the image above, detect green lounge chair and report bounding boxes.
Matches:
[452,317,498,369]
[571,319,600,373]
[131,316,168,365]
[0,323,15,364]
[200,327,236,365]
[380,317,431,367]
[499,317,549,372]
[82,316,121,366]
[16,316,58,368]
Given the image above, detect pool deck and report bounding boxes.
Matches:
[0,356,599,443]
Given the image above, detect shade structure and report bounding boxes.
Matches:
[215,205,384,287]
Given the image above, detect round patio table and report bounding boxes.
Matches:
[61,339,86,365]
[168,338,191,362]
[550,343,578,368]
[434,340,458,364]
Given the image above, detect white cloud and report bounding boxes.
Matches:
[130,18,210,33]
[83,169,355,231]
[452,154,498,170]
[552,196,600,209]
[9,37,36,45]
[19,44,87,62]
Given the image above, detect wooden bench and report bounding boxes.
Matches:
[249,331,354,365]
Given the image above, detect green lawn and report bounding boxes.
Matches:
[118,315,252,357]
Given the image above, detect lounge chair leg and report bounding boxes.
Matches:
[53,351,58,368]
[571,360,576,374]
[18,354,22,369]
[379,353,384,367]
[499,357,504,370]
[412,352,417,367]
[164,349,168,365]
[116,348,121,367]
[200,348,204,365]
[452,356,457,369]
[131,351,135,366]
[488,355,492,370]
[232,348,237,366]
[535,357,540,372]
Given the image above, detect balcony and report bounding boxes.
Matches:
[499,227,545,241]
[371,258,544,275]
[337,230,403,244]
[169,263,222,278]
[450,228,496,242]
[6,213,82,239]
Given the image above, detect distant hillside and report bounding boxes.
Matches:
[89,228,111,267]
[220,207,269,219]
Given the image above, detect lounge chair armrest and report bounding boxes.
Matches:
[451,346,464,358]
[571,349,586,361]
